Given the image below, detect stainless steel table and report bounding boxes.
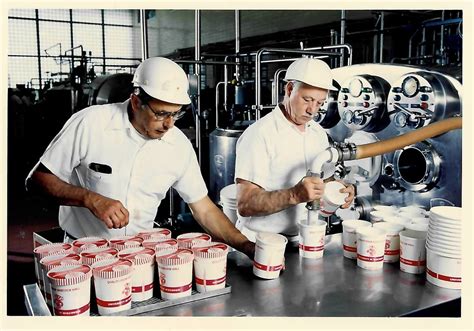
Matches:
[134,233,460,317]
[24,233,460,317]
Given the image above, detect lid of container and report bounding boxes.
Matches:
[142,237,169,249]
[192,242,229,259]
[256,232,288,246]
[324,181,348,205]
[177,233,212,248]
[156,248,194,266]
[40,253,82,271]
[80,247,119,265]
[92,258,133,279]
[72,237,108,253]
[118,247,155,265]
[34,243,73,259]
[47,264,92,286]
[109,235,143,247]
[137,228,171,240]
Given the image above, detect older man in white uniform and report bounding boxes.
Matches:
[27,57,254,258]
[235,58,355,242]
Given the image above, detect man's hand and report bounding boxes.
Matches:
[85,192,129,229]
[338,182,355,209]
[290,176,325,204]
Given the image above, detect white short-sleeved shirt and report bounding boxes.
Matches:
[235,105,330,235]
[27,100,207,238]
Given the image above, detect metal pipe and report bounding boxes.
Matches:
[379,11,384,63]
[261,56,332,64]
[255,48,343,118]
[272,68,287,105]
[235,10,241,80]
[215,81,225,128]
[408,29,419,64]
[355,117,462,160]
[304,44,353,66]
[340,10,346,45]
[140,10,149,61]
[440,10,445,65]
[224,55,230,112]
[421,27,426,64]
[195,10,201,164]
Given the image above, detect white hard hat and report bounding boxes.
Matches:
[284,58,338,91]
[133,57,191,105]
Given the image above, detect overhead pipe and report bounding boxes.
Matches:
[139,10,149,61]
[379,11,384,63]
[255,48,342,119]
[340,10,346,45]
[304,44,353,66]
[235,10,241,81]
[272,68,287,105]
[194,10,202,165]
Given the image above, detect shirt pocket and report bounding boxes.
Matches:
[84,167,118,199]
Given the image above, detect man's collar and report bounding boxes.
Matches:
[105,99,177,145]
[274,104,315,133]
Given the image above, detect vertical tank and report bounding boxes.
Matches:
[208,127,245,203]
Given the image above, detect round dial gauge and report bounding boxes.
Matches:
[348,78,363,97]
[401,76,420,97]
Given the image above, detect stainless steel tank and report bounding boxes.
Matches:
[208,127,245,203]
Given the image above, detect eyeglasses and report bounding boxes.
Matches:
[144,101,186,121]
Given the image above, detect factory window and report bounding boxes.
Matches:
[7,9,141,89]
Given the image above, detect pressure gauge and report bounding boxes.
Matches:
[348,78,363,97]
[401,76,420,97]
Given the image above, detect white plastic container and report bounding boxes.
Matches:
[356,227,386,270]
[72,237,108,254]
[92,258,133,315]
[47,264,92,316]
[33,243,73,294]
[253,232,287,279]
[109,235,143,251]
[118,247,156,302]
[341,220,372,259]
[40,253,82,307]
[297,220,327,259]
[137,228,172,240]
[319,181,348,217]
[426,247,461,289]
[80,247,119,266]
[156,249,194,300]
[192,242,229,293]
[373,222,405,263]
[176,232,212,249]
[399,230,427,274]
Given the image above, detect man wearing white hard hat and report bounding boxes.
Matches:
[235,58,355,242]
[26,57,255,258]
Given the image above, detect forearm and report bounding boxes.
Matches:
[29,170,95,209]
[237,187,297,217]
[190,197,255,258]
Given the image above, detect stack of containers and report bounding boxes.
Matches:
[426,206,462,289]
[118,247,156,302]
[137,228,172,240]
[39,253,82,307]
[220,184,239,225]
